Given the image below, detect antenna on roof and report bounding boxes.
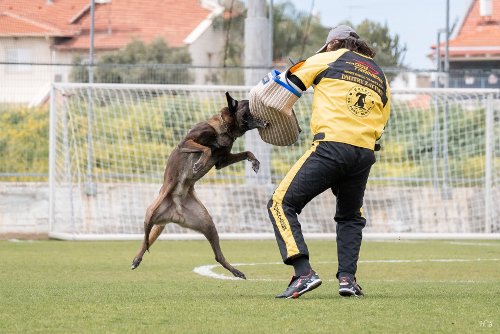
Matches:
[479,0,492,17]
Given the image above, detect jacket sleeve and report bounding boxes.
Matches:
[382,78,391,128]
[377,78,391,141]
[289,54,330,89]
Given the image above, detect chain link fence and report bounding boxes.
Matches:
[1,62,500,182]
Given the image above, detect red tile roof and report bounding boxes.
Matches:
[0,0,89,36]
[0,0,217,50]
[432,0,500,60]
[0,12,61,36]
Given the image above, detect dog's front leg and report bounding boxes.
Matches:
[216,151,260,173]
[179,139,211,173]
[246,151,260,173]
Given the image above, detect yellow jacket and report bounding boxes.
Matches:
[293,48,391,150]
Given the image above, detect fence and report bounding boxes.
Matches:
[1,81,499,238]
[42,83,499,239]
[1,62,500,106]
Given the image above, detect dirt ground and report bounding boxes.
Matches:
[0,233,49,240]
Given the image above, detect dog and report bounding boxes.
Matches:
[131,92,268,279]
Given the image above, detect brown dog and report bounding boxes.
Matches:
[131,92,268,279]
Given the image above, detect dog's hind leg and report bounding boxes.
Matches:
[205,223,246,279]
[131,224,165,270]
[131,193,171,270]
[180,190,246,279]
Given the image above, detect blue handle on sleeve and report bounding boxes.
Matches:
[261,70,302,98]
[271,70,302,98]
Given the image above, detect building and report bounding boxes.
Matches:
[430,0,500,88]
[0,0,227,104]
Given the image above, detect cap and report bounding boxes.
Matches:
[316,25,359,53]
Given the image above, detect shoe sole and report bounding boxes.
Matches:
[339,287,364,297]
[288,279,322,299]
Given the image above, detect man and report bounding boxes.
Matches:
[268,25,391,299]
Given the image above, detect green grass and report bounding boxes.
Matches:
[0,239,499,333]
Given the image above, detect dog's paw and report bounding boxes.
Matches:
[232,269,246,280]
[131,257,142,270]
[251,159,260,173]
[193,162,202,174]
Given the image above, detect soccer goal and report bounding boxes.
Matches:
[48,83,500,240]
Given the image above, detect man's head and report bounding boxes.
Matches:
[316,25,359,53]
[316,25,376,58]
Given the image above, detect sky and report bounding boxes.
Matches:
[272,0,472,69]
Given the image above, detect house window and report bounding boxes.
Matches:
[5,48,32,73]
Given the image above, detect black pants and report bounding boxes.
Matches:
[267,141,375,277]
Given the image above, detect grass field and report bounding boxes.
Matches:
[0,239,499,333]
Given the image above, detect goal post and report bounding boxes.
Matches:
[48,83,500,240]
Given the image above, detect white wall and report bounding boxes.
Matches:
[0,29,227,104]
[0,37,75,104]
[0,183,49,235]
[188,24,226,85]
[0,182,493,236]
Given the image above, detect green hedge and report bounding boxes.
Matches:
[0,105,49,181]
[1,96,496,185]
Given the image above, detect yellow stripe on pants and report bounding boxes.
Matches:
[270,141,319,259]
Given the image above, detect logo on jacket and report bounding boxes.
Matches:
[346,86,375,117]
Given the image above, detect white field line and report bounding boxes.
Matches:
[192,258,500,281]
[445,241,500,246]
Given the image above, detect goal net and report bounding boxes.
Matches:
[48,83,500,240]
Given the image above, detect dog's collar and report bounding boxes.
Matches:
[219,114,234,139]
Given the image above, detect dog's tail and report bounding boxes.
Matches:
[144,220,153,252]
[143,204,160,253]
[143,183,173,252]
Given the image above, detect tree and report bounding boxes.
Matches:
[271,2,327,62]
[213,1,405,71]
[213,1,327,67]
[70,38,193,84]
[353,20,407,69]
[210,1,246,84]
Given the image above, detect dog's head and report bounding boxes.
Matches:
[225,92,268,137]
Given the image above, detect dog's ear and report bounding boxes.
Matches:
[225,92,238,114]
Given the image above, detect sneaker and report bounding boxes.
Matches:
[338,274,364,297]
[275,270,322,299]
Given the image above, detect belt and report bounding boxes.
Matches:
[312,132,381,151]
[313,133,325,141]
